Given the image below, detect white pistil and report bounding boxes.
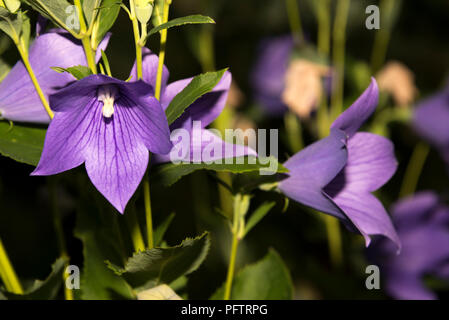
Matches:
[97,85,118,118]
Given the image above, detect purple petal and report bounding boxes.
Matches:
[129,47,169,92]
[325,191,400,249]
[391,191,440,230]
[83,105,150,213]
[33,75,172,213]
[327,132,397,193]
[324,132,399,248]
[413,91,449,149]
[0,30,110,124]
[331,78,379,138]
[251,35,294,115]
[384,271,437,300]
[31,92,97,176]
[279,129,348,219]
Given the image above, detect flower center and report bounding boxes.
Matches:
[97,85,119,118]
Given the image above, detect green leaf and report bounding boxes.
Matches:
[0,121,46,166]
[23,0,80,35]
[74,191,135,300]
[82,0,101,27]
[0,7,23,42]
[1,257,67,300]
[244,201,276,237]
[147,15,215,38]
[90,0,121,50]
[0,56,11,82]
[51,65,93,80]
[108,232,210,291]
[153,212,175,247]
[152,156,288,187]
[211,249,293,300]
[165,69,226,125]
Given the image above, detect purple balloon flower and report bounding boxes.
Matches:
[31,75,172,213]
[0,29,110,124]
[369,192,449,300]
[251,35,294,115]
[413,84,449,164]
[279,79,400,249]
[131,48,256,164]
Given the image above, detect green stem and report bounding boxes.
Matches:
[131,0,143,80]
[323,214,343,268]
[213,108,234,219]
[16,44,54,119]
[81,37,97,74]
[316,0,331,139]
[143,168,154,249]
[0,237,23,294]
[285,0,304,43]
[316,0,331,57]
[223,230,239,300]
[155,0,171,100]
[126,204,146,252]
[74,0,97,74]
[399,142,430,198]
[284,111,303,153]
[330,0,350,121]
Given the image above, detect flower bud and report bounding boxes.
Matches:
[376,61,417,107]
[1,0,21,13]
[282,59,330,119]
[135,0,154,25]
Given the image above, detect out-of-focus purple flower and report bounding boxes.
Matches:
[0,29,110,124]
[368,192,449,300]
[413,84,449,164]
[251,35,294,115]
[31,75,172,213]
[279,79,400,249]
[131,48,256,164]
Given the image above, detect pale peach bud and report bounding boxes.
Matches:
[281,59,329,118]
[226,80,245,109]
[376,61,417,107]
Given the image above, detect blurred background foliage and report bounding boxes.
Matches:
[1,0,449,299]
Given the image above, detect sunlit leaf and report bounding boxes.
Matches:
[0,121,46,166]
[108,232,210,292]
[165,69,227,125]
[51,65,93,80]
[147,14,215,38]
[152,156,288,187]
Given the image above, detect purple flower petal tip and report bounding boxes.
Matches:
[331,77,379,138]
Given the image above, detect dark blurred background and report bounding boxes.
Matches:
[1,0,449,299]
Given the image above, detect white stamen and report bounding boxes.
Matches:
[97,85,118,118]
